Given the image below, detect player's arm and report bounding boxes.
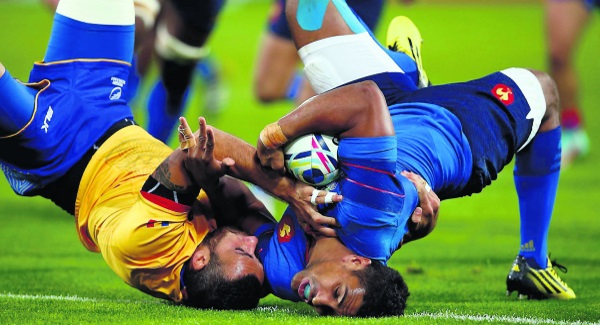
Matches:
[177,117,279,233]
[257,80,394,173]
[181,117,339,235]
[194,175,277,234]
[194,119,343,237]
[256,81,442,237]
[210,126,343,236]
[144,145,202,210]
[146,116,275,234]
[398,171,440,248]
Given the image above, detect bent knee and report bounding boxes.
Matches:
[528,69,560,130]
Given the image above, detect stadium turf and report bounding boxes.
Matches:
[0,1,599,324]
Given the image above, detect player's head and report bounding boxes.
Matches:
[354,260,409,317]
[291,256,409,316]
[182,227,264,310]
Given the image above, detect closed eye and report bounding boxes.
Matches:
[339,287,348,308]
[236,247,253,259]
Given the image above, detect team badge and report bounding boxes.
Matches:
[278,215,295,243]
[492,84,514,105]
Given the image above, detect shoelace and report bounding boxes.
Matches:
[551,259,568,273]
[548,253,568,273]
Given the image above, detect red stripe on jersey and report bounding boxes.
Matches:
[343,162,395,177]
[346,177,406,198]
[141,191,191,213]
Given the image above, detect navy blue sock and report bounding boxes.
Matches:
[146,80,191,144]
[514,127,561,268]
[147,80,176,143]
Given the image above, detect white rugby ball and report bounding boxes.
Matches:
[283,133,340,187]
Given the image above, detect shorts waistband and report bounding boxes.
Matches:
[40,118,137,215]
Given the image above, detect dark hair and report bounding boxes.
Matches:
[182,229,262,310]
[353,260,410,317]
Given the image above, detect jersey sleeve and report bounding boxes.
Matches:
[333,136,419,262]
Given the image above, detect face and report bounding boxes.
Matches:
[212,228,264,284]
[290,258,368,316]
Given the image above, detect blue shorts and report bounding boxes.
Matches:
[0,14,135,196]
[268,0,384,39]
[390,72,537,197]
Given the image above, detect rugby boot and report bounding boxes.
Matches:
[506,255,576,300]
[561,127,590,167]
[386,16,429,88]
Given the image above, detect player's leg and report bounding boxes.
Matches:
[254,31,312,104]
[286,0,417,95]
[506,68,575,300]
[45,0,134,63]
[148,0,221,143]
[254,0,309,104]
[256,0,386,104]
[545,0,591,165]
[123,0,161,103]
[2,0,134,137]
[0,63,37,136]
[386,16,428,88]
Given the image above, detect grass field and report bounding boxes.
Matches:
[1,1,600,324]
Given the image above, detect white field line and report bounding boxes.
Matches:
[409,311,600,325]
[0,292,160,305]
[1,293,598,324]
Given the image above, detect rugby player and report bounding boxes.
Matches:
[545,0,597,164]
[145,0,227,143]
[203,0,576,317]
[0,0,325,310]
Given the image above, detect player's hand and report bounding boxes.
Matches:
[179,117,235,189]
[256,135,286,175]
[399,171,440,247]
[288,182,343,237]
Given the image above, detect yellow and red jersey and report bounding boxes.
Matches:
[75,125,209,302]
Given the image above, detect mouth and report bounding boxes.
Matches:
[297,278,314,303]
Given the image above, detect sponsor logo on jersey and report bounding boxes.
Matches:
[110,77,126,100]
[278,215,295,243]
[41,106,53,133]
[492,84,514,105]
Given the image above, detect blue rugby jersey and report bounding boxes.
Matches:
[255,209,309,302]
[326,135,419,263]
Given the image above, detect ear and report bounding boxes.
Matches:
[343,255,372,269]
[190,245,211,271]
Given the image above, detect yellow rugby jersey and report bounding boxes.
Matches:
[75,125,210,302]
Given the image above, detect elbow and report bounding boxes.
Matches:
[358,81,394,136]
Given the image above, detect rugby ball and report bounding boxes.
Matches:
[283,133,340,187]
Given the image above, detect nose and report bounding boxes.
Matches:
[311,290,333,307]
[243,235,258,251]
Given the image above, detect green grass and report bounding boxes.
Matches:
[1,1,600,324]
